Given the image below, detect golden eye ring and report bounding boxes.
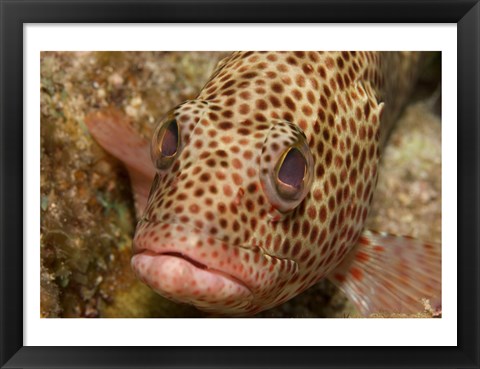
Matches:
[275,146,308,200]
[259,120,314,213]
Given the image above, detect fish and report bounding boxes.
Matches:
[86,51,441,316]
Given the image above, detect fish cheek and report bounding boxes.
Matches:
[259,258,302,310]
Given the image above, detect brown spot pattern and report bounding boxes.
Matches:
[133,51,422,316]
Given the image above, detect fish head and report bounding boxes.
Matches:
[132,52,383,315]
[131,97,316,314]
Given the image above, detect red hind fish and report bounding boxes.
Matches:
[86,51,441,316]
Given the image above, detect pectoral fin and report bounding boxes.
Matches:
[328,229,441,316]
[85,109,155,215]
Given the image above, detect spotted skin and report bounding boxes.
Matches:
[86,51,440,316]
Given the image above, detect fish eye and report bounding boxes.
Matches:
[276,148,307,196]
[160,119,179,157]
[260,120,314,213]
[151,114,180,170]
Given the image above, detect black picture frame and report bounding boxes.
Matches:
[1,0,479,368]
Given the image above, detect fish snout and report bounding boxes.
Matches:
[132,220,299,314]
[132,221,255,314]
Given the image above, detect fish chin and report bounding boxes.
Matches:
[131,251,254,314]
[132,220,298,314]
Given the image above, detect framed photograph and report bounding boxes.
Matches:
[1,0,479,368]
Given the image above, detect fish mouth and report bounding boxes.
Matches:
[131,220,299,313]
[132,249,252,294]
[161,251,208,269]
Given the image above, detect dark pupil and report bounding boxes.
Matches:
[161,120,178,157]
[277,148,306,189]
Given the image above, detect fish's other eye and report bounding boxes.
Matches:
[260,120,314,213]
[276,148,307,195]
[161,119,178,157]
[151,114,180,170]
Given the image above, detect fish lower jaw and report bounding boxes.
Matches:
[131,251,254,313]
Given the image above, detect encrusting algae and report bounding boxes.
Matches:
[40,51,441,318]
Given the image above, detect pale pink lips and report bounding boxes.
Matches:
[133,249,251,292]
[131,249,253,307]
